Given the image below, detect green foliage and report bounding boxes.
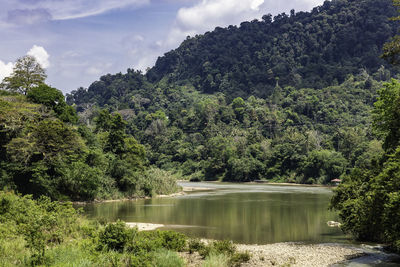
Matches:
[97,220,135,252]
[197,240,235,259]
[26,84,78,123]
[188,238,206,254]
[301,150,347,184]
[128,230,187,254]
[188,238,251,265]
[210,240,236,256]
[147,0,397,98]
[152,249,185,267]
[65,74,382,185]
[160,230,187,251]
[0,192,195,267]
[106,113,127,155]
[0,191,79,264]
[331,79,400,252]
[230,251,251,266]
[145,168,181,195]
[372,79,400,151]
[0,93,177,200]
[201,253,229,267]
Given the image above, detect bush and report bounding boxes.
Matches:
[212,240,236,255]
[128,230,187,254]
[198,240,236,259]
[129,231,164,253]
[188,238,206,254]
[152,249,185,267]
[230,251,251,266]
[97,220,135,252]
[161,231,187,251]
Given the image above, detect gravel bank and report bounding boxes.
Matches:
[182,242,364,267]
[237,243,364,267]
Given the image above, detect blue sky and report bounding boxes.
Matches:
[0,0,324,94]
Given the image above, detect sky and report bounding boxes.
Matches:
[0,0,324,94]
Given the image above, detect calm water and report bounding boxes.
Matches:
[82,182,348,245]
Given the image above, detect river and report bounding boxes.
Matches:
[83,182,346,244]
[81,182,400,266]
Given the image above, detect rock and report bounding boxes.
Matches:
[327,221,342,227]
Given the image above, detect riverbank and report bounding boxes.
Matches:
[181,242,364,267]
[73,184,216,205]
[125,222,362,266]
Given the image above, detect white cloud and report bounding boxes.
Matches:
[27,45,50,68]
[164,0,266,47]
[86,63,112,76]
[86,66,103,75]
[4,0,150,23]
[163,0,324,48]
[0,61,14,82]
[176,0,264,31]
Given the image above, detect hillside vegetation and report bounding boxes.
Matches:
[2,0,400,257]
[0,87,180,201]
[66,0,398,184]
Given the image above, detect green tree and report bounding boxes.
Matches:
[0,55,47,95]
[106,113,127,155]
[372,80,400,152]
[331,80,400,252]
[301,149,347,184]
[27,84,78,123]
[95,109,113,132]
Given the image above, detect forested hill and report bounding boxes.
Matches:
[67,0,398,107]
[147,0,397,99]
[64,0,399,185]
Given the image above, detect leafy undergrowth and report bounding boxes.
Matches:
[0,191,250,266]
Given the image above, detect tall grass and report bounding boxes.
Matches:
[202,253,229,267]
[145,168,182,196]
[0,236,29,267]
[152,249,185,267]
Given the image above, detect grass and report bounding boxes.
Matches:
[202,253,229,267]
[152,249,185,267]
[0,236,30,267]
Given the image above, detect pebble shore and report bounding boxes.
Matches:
[236,243,364,267]
[182,242,364,267]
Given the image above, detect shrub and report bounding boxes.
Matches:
[188,238,206,254]
[97,220,135,252]
[161,231,187,251]
[212,240,236,255]
[198,240,236,259]
[129,231,164,253]
[128,230,187,254]
[230,251,251,266]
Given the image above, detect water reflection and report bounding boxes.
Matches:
[82,182,348,244]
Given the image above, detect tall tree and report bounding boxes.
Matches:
[0,55,47,95]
